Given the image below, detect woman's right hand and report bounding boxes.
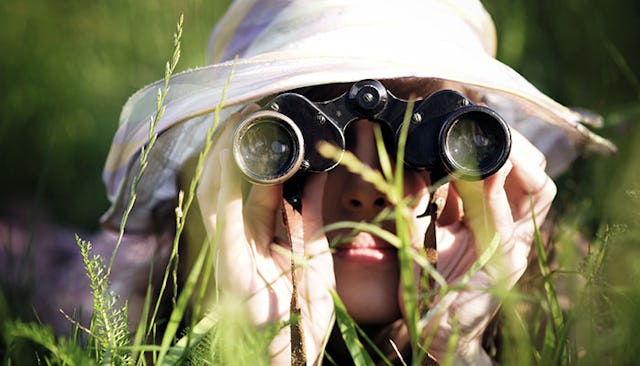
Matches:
[196,106,336,365]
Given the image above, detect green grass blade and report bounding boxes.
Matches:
[323,221,400,248]
[131,282,153,363]
[392,98,414,196]
[147,57,236,336]
[156,237,210,365]
[107,14,184,280]
[530,196,566,364]
[373,124,394,182]
[330,290,375,366]
[458,232,500,286]
[318,142,398,204]
[161,310,218,365]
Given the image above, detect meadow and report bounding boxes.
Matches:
[1,0,639,364]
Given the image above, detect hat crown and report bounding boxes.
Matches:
[208,0,497,64]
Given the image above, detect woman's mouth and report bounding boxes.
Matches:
[332,231,398,264]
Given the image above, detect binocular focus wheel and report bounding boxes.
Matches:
[348,79,388,116]
[232,110,306,185]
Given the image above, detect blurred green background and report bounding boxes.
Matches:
[0,0,232,230]
[1,0,638,231]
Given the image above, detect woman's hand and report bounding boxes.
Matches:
[425,129,557,364]
[195,107,336,365]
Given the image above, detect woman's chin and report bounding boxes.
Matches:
[338,287,402,324]
[333,254,401,324]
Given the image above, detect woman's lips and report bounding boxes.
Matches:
[332,231,398,264]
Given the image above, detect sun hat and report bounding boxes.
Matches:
[101,0,616,232]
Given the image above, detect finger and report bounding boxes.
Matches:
[211,103,280,249]
[301,173,329,257]
[483,159,515,236]
[504,168,555,222]
[508,134,549,194]
[196,108,248,228]
[244,183,283,255]
[437,183,463,226]
[197,145,224,235]
[201,148,261,294]
[504,132,556,221]
[454,161,531,287]
[454,160,514,246]
[510,128,547,170]
[216,149,253,264]
[299,174,335,361]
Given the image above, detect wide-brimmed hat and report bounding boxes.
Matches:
[102,0,615,232]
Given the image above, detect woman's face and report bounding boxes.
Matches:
[321,119,431,325]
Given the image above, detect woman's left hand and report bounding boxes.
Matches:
[424,129,557,364]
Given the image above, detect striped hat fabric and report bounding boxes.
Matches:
[101,0,615,231]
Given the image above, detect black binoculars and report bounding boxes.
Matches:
[232,79,511,185]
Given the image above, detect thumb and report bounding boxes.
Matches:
[454,161,513,249]
[301,173,328,257]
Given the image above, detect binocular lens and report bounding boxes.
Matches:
[442,111,510,180]
[233,111,304,184]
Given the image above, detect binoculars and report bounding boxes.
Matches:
[232,79,511,185]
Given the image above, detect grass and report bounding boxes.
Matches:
[2,2,640,365]
[4,124,631,365]
[7,107,628,364]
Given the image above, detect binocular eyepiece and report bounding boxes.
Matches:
[232,79,511,185]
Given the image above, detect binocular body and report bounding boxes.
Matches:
[232,79,511,185]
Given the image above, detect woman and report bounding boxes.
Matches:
[102,0,615,364]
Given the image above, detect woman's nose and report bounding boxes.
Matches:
[340,176,388,217]
[339,120,389,219]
